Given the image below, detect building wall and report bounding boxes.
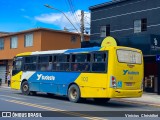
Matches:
[41,31,81,51]
[0,31,42,60]
[90,0,160,40]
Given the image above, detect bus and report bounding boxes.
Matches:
[11,37,143,103]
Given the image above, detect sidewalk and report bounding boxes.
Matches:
[114,92,160,107]
[0,83,10,88]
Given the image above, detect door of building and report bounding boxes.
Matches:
[0,66,6,83]
[144,61,158,93]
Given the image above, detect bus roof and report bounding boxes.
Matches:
[16,47,100,56]
[16,46,141,56]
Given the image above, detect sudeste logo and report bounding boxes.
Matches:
[37,74,55,80]
[123,70,139,75]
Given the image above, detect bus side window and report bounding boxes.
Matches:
[24,56,37,71]
[38,55,53,71]
[71,53,90,72]
[92,52,108,72]
[54,54,70,71]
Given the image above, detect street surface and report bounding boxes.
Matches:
[0,86,160,120]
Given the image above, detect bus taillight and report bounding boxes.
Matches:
[110,76,117,88]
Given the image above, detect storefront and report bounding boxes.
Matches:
[144,56,158,93]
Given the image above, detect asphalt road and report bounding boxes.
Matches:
[0,86,160,120]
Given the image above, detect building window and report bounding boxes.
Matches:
[106,25,110,36]
[0,38,4,50]
[141,18,147,32]
[10,36,18,48]
[71,35,77,43]
[100,25,110,37]
[25,33,33,47]
[134,18,147,33]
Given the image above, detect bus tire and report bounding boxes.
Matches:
[21,81,30,95]
[94,98,110,103]
[68,84,81,103]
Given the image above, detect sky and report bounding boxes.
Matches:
[0,0,110,33]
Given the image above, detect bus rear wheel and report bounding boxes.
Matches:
[21,81,30,95]
[68,84,81,103]
[94,98,110,103]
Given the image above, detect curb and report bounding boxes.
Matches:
[113,98,160,108]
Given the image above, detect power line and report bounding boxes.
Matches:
[67,0,80,30]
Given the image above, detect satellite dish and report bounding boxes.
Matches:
[101,36,117,47]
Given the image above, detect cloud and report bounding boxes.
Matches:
[35,10,90,33]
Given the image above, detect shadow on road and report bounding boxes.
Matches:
[15,92,138,108]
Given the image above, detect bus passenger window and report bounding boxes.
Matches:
[53,54,70,71]
[74,54,90,62]
[92,63,106,72]
[92,52,108,72]
[71,53,90,72]
[84,64,90,71]
[37,55,53,71]
[71,63,79,71]
[25,56,37,63]
[24,64,36,71]
[24,56,37,71]
[81,63,90,71]
[47,62,52,71]
[40,65,46,71]
[94,53,106,62]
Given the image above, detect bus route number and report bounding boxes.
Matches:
[81,77,88,82]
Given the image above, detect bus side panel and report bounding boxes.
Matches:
[75,73,109,98]
[21,71,40,92]
[11,71,23,90]
[26,72,80,95]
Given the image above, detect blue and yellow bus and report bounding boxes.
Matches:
[11,37,143,103]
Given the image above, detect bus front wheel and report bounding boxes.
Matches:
[21,81,30,95]
[68,84,81,103]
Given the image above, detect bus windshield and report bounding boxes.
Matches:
[117,49,142,64]
[12,57,23,76]
[13,57,23,70]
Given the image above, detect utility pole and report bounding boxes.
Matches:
[80,10,84,42]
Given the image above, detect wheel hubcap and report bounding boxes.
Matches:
[70,88,77,100]
[23,85,28,92]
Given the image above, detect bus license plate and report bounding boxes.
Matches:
[126,82,132,86]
